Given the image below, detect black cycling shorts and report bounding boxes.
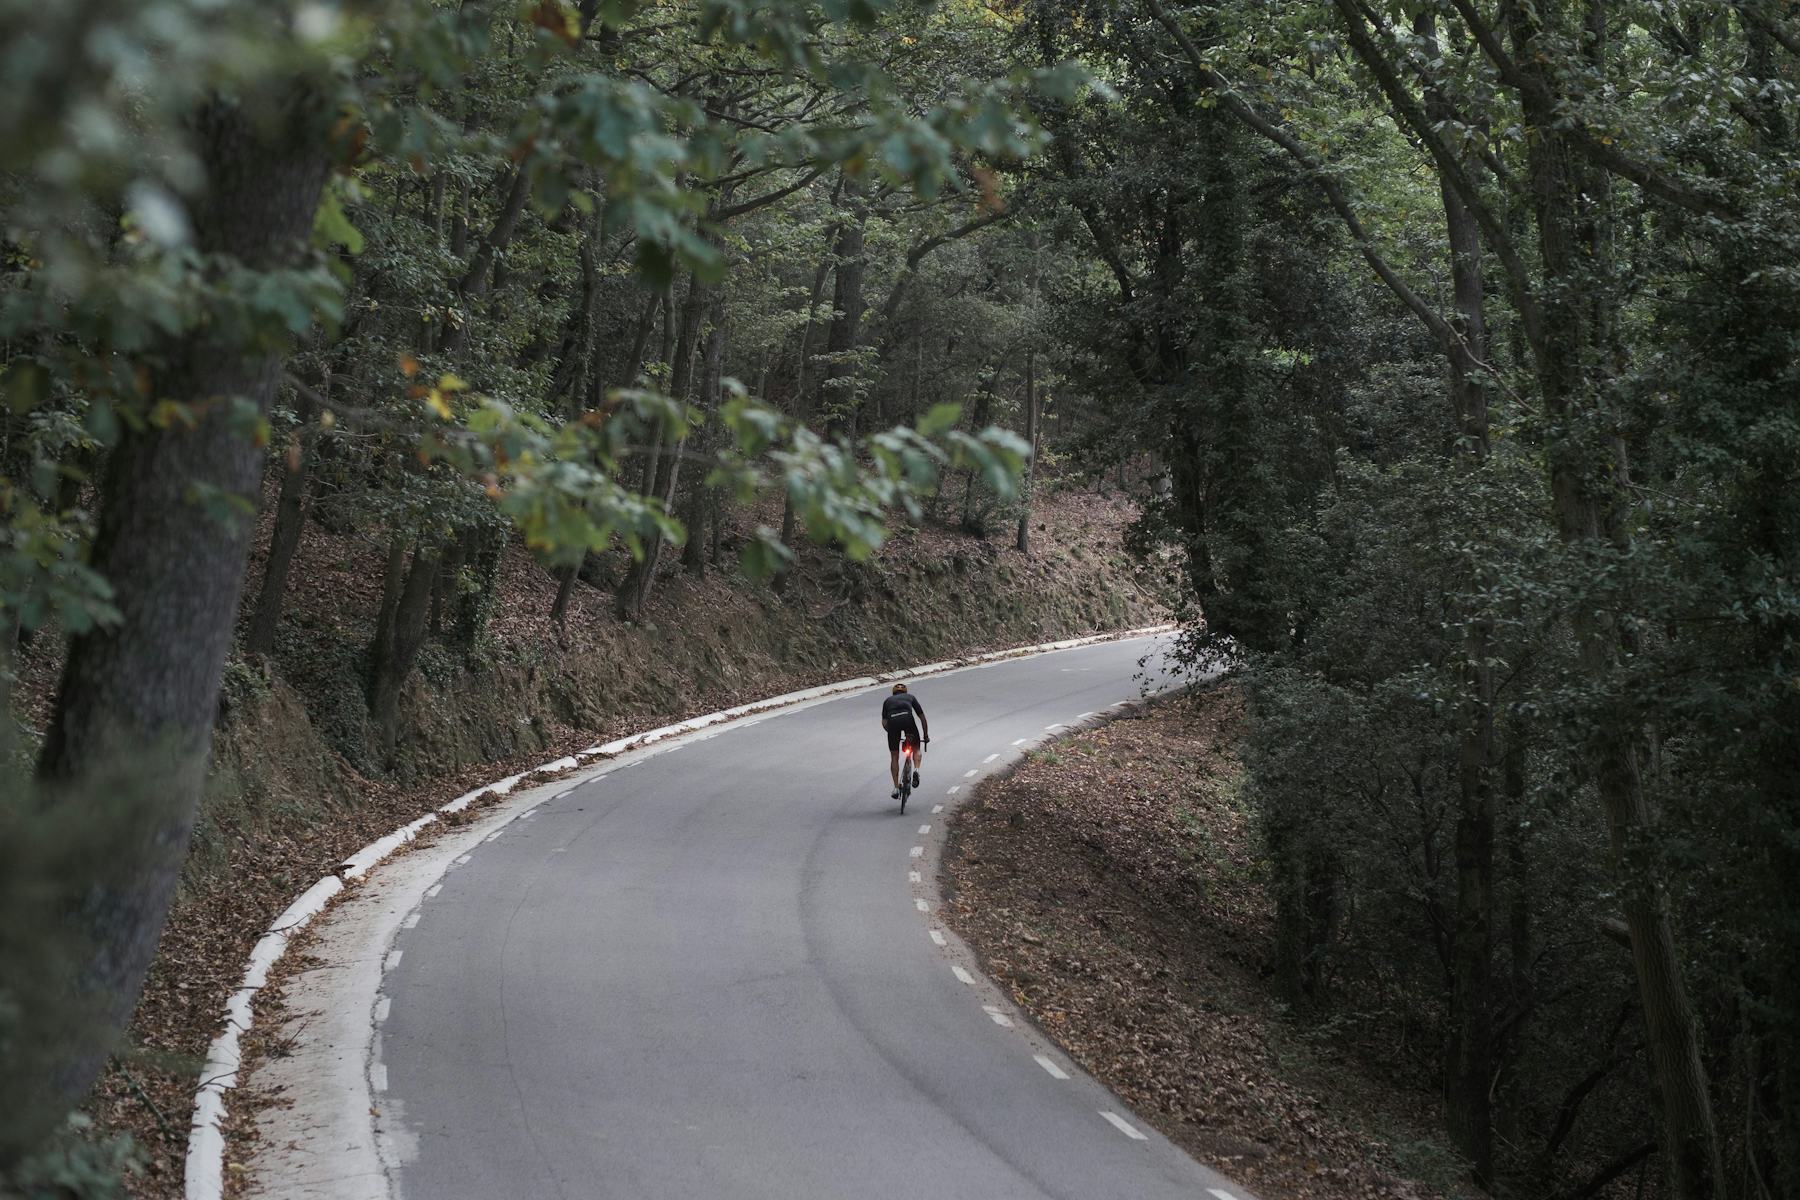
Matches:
[886,719,920,754]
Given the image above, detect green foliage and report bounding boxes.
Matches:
[0,1115,140,1200]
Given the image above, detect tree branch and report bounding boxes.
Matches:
[1332,0,1545,362]
[1442,0,1745,222]
[1142,0,1458,355]
[876,206,1015,326]
[711,166,827,221]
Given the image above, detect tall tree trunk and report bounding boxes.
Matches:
[366,542,439,756]
[620,288,662,390]
[617,273,705,620]
[550,563,579,626]
[960,376,995,536]
[21,93,328,1150]
[245,374,322,657]
[549,219,602,416]
[820,173,868,435]
[682,294,727,576]
[441,167,534,356]
[1423,11,1500,1181]
[1015,350,1040,555]
[1511,7,1722,1195]
[772,249,834,596]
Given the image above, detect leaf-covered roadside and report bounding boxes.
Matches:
[939,693,1464,1200]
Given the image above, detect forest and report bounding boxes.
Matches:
[1,1,1796,1198]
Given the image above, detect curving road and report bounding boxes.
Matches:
[372,633,1252,1200]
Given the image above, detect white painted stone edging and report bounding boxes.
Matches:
[182,622,1174,1200]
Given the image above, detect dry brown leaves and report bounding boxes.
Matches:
[939,692,1452,1200]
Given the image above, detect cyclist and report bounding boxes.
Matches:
[881,682,930,799]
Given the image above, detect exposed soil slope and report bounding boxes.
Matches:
[940,692,1468,1200]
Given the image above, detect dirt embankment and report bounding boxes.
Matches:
[27,487,1161,1197]
[939,692,1470,1200]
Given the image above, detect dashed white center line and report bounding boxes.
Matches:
[374,997,391,1023]
[932,804,944,814]
[983,753,999,763]
[983,1006,1014,1028]
[910,845,924,858]
[930,930,948,947]
[1034,1055,1070,1080]
[951,965,976,986]
[454,854,472,865]
[1100,1111,1149,1141]
[370,1063,388,1093]
[915,899,929,912]
[402,913,420,929]
[426,884,442,898]
[383,950,403,973]
[909,871,922,883]
[917,824,932,835]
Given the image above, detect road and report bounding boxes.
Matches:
[375,633,1252,1200]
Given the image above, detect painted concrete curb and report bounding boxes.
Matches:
[181,622,1174,1200]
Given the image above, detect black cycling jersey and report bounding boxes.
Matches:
[881,693,925,726]
[882,692,925,753]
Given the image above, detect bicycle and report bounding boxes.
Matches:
[897,731,919,813]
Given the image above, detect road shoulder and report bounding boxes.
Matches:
[938,690,1461,1200]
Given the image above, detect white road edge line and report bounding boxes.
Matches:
[930,930,948,947]
[370,1063,388,1093]
[982,1006,1014,1028]
[401,913,420,929]
[915,899,929,912]
[382,950,402,973]
[1034,1055,1070,1080]
[424,884,441,898]
[917,824,931,835]
[931,804,943,814]
[373,997,391,1023]
[909,871,922,883]
[952,965,976,985]
[1209,1190,1242,1200]
[181,622,1176,1200]
[910,845,924,858]
[963,769,978,778]
[1101,1111,1149,1141]
[947,785,961,795]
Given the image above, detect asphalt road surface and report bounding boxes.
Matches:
[379,633,1254,1200]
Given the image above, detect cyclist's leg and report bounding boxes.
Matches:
[887,724,902,792]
